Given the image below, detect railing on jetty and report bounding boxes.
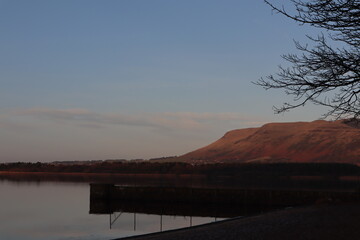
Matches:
[90,184,360,207]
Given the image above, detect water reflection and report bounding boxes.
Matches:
[0,174,280,240]
[2,173,358,240]
[91,200,272,232]
[104,212,221,235]
[89,188,277,234]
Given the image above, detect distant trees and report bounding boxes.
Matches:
[257,0,360,119]
[1,161,359,176]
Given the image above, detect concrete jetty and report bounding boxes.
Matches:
[90,184,360,206]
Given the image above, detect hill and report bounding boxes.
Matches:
[178,119,360,165]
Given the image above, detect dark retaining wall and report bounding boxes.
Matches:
[90,184,360,206]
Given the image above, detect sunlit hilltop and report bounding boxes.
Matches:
[177,119,360,165]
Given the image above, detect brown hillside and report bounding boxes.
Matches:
[179,119,360,164]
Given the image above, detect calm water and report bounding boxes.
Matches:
[0,180,222,240]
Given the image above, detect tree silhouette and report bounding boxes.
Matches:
[256,0,360,119]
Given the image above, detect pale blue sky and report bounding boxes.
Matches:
[0,0,324,162]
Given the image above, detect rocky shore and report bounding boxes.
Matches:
[116,203,360,240]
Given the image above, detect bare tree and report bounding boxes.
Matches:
[256,0,360,119]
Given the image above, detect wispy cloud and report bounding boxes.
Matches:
[17,108,158,128]
[14,108,266,131]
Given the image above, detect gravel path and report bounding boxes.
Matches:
[114,203,360,240]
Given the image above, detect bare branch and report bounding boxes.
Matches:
[258,0,360,119]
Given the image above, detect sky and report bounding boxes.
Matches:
[0,0,326,162]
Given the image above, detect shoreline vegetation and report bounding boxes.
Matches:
[1,161,359,175]
[1,161,360,191]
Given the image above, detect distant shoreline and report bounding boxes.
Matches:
[0,171,208,186]
[0,171,204,178]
